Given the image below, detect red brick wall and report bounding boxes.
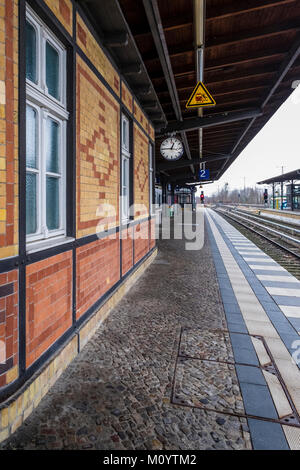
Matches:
[26,252,73,368]
[76,234,120,319]
[134,222,149,264]
[0,269,18,387]
[121,228,133,276]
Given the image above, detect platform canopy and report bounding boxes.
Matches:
[78,0,300,185]
[257,168,300,184]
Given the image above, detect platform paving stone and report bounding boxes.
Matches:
[0,222,251,450]
[179,328,234,362]
[173,357,245,415]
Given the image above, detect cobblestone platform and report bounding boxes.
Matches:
[3,208,299,450]
[0,217,251,450]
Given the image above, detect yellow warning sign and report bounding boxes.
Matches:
[186,82,216,108]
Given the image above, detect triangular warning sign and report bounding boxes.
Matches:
[186,82,216,108]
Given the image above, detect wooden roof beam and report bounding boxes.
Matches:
[206,0,296,22]
[150,49,285,80]
[131,16,193,38]
[154,67,280,92]
[158,84,269,100]
[144,22,300,63]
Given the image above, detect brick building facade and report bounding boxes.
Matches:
[0,0,156,430]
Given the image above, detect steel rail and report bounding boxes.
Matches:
[215,209,300,260]
[217,208,300,245]
[232,208,300,236]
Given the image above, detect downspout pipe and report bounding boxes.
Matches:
[194,0,205,162]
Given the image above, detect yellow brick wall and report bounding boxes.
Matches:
[76,56,120,238]
[121,81,133,114]
[134,100,153,138]
[43,0,73,36]
[76,13,120,97]
[0,0,18,259]
[134,124,149,219]
[0,1,155,258]
[149,123,155,141]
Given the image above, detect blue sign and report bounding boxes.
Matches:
[198,169,210,180]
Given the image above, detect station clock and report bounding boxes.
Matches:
[160,137,184,161]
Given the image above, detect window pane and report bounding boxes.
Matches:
[46,176,60,230]
[46,41,60,100]
[26,105,37,169]
[26,21,37,83]
[122,158,129,218]
[26,172,37,234]
[122,117,129,151]
[46,118,59,173]
[122,157,128,189]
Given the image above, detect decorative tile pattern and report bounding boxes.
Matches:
[134,125,149,219]
[76,57,120,238]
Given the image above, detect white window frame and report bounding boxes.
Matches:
[149,144,154,215]
[26,6,69,249]
[121,114,131,223]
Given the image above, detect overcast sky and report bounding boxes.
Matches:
[199,85,300,197]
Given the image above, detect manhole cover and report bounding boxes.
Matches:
[180,328,234,362]
[173,357,244,415]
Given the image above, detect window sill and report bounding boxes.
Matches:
[121,218,130,226]
[26,236,75,254]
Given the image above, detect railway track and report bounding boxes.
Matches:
[213,207,300,281]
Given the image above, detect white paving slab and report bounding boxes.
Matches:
[243,258,275,263]
[266,287,300,298]
[279,306,300,318]
[257,275,300,284]
[249,265,286,271]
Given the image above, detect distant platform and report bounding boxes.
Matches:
[241,207,300,226]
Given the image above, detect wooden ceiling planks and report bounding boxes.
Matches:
[118,0,300,183]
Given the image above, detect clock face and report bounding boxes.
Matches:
[160,137,184,161]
